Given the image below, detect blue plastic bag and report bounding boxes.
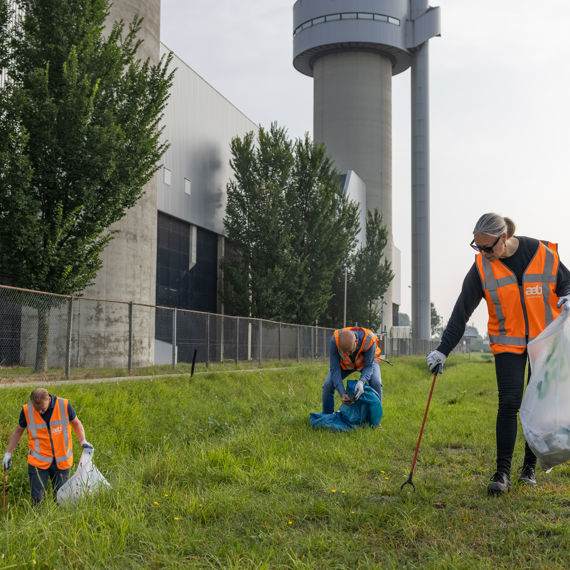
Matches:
[310,379,383,431]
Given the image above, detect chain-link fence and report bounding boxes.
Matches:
[0,285,337,375]
[383,335,439,357]
[0,284,439,376]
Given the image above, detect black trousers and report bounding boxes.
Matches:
[494,351,536,474]
[28,462,70,504]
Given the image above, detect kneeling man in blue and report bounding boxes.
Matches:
[310,379,382,431]
[321,327,383,414]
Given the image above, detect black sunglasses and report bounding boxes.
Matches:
[470,234,501,254]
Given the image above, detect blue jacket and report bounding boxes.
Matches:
[328,329,377,396]
[310,380,383,431]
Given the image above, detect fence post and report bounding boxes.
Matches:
[127,302,133,374]
[247,321,252,360]
[311,324,315,358]
[171,308,177,369]
[220,315,224,362]
[235,316,239,364]
[65,297,73,378]
[278,323,281,361]
[314,322,318,357]
[206,314,210,368]
[258,320,262,365]
[296,327,300,362]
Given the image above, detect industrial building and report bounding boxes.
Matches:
[1,1,439,367]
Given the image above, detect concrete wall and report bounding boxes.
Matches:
[313,50,394,329]
[77,0,162,367]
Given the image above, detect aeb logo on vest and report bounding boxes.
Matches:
[52,425,63,435]
[525,284,543,297]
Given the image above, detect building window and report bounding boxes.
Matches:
[295,12,400,36]
[163,167,172,186]
[184,178,191,195]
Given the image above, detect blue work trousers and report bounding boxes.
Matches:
[322,361,382,414]
[28,462,70,504]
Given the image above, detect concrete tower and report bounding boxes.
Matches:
[293,0,440,340]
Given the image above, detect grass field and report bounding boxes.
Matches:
[1,354,569,568]
[0,358,306,383]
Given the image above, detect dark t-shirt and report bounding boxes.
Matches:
[18,395,77,428]
[437,236,570,355]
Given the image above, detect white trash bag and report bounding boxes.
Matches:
[520,308,570,471]
[57,448,111,504]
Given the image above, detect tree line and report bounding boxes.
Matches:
[222,123,393,331]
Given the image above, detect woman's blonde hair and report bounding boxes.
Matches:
[473,213,515,238]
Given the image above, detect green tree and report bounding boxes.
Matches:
[350,210,394,330]
[222,125,293,319]
[0,0,174,370]
[282,135,359,324]
[431,302,443,337]
[0,1,8,67]
[326,209,394,330]
[222,124,359,324]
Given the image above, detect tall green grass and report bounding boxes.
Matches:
[1,355,569,568]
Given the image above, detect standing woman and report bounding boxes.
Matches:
[426,213,570,495]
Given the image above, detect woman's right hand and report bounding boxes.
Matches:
[426,350,446,373]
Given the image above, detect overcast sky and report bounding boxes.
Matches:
[160,0,570,336]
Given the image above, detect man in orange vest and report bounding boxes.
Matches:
[427,213,570,495]
[2,388,93,504]
[322,326,382,414]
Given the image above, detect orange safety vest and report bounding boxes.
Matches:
[334,327,381,371]
[475,240,562,355]
[24,397,73,470]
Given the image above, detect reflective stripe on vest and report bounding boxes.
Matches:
[476,241,561,354]
[334,327,381,371]
[25,398,73,469]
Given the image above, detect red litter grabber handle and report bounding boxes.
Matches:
[400,363,442,491]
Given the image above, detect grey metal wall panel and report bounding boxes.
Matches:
[158,45,258,236]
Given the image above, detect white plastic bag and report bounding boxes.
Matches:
[520,308,570,471]
[56,449,111,504]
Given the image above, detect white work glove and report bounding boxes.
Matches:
[557,295,570,310]
[426,350,446,373]
[81,440,94,452]
[354,380,365,401]
[2,452,12,470]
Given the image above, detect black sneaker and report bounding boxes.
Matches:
[487,472,511,495]
[518,464,537,487]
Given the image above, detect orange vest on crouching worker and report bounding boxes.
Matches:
[23,398,73,470]
[475,240,562,355]
[334,327,381,371]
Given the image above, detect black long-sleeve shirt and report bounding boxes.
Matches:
[437,236,570,356]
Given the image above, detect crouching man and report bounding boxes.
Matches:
[2,388,93,504]
[322,326,382,413]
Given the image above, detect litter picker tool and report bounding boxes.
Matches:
[400,364,442,492]
[2,468,6,524]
